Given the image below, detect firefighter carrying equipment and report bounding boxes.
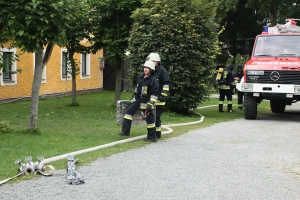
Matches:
[216,67,224,83]
[120,66,159,138]
[216,67,229,86]
[234,65,244,86]
[67,154,84,185]
[217,67,235,90]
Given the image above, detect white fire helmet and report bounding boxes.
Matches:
[143,61,155,70]
[146,53,161,62]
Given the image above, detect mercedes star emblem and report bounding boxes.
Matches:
[270,71,280,81]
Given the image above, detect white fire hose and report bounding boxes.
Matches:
[40,111,205,165]
[0,105,215,185]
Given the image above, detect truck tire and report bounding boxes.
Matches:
[270,100,286,113]
[244,93,257,119]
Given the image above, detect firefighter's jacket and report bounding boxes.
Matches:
[131,72,159,109]
[154,65,170,106]
[218,69,235,90]
[234,71,244,84]
[234,70,244,92]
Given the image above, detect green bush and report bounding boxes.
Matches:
[128,0,219,113]
[0,121,12,133]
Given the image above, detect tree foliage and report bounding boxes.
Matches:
[246,0,283,26]
[89,0,142,105]
[128,0,219,113]
[216,0,263,64]
[278,0,300,24]
[64,0,93,106]
[216,0,300,65]
[0,0,77,130]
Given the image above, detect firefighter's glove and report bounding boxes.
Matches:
[130,96,136,103]
[130,92,137,103]
[158,95,166,102]
[232,88,236,94]
[146,100,155,113]
[161,90,169,97]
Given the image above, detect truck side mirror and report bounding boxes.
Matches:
[245,38,255,56]
[245,42,249,55]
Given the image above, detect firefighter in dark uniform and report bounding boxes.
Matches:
[146,53,170,139]
[118,61,159,142]
[218,65,235,112]
[234,65,244,110]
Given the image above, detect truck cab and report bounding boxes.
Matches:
[236,18,300,119]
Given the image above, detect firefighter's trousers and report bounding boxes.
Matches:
[237,91,244,109]
[155,105,164,138]
[219,89,233,111]
[122,101,156,140]
[219,89,233,103]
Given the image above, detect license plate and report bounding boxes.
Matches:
[247,71,264,75]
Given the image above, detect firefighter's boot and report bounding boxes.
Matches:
[228,104,235,112]
[219,104,224,112]
[156,131,161,139]
[144,127,156,142]
[118,119,131,136]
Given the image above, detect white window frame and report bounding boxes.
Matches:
[0,48,17,86]
[80,52,90,79]
[61,49,72,81]
[33,51,47,84]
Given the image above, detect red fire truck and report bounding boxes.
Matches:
[236,18,300,119]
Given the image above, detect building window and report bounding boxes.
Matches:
[81,52,90,79]
[82,52,87,75]
[62,51,68,76]
[61,50,71,80]
[1,48,17,86]
[2,52,12,80]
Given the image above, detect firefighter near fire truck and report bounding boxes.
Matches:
[236,18,300,119]
[118,60,159,142]
[234,65,244,110]
[216,65,235,112]
[146,53,170,139]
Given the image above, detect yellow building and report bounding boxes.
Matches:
[0,42,103,102]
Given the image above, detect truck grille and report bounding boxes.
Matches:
[246,71,300,84]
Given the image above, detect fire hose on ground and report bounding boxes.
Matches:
[0,105,216,185]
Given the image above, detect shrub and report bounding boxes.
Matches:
[0,121,12,133]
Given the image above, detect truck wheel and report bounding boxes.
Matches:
[244,93,257,119]
[270,100,286,113]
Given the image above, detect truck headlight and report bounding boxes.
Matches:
[241,84,253,91]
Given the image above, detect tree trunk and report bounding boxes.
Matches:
[69,51,77,105]
[114,60,123,105]
[28,46,44,130]
[269,4,278,26]
[72,73,77,105]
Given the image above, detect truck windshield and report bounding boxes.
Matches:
[253,35,300,57]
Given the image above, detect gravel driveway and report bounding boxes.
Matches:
[1,103,300,200]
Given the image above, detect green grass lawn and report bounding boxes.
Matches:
[0,91,270,182]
